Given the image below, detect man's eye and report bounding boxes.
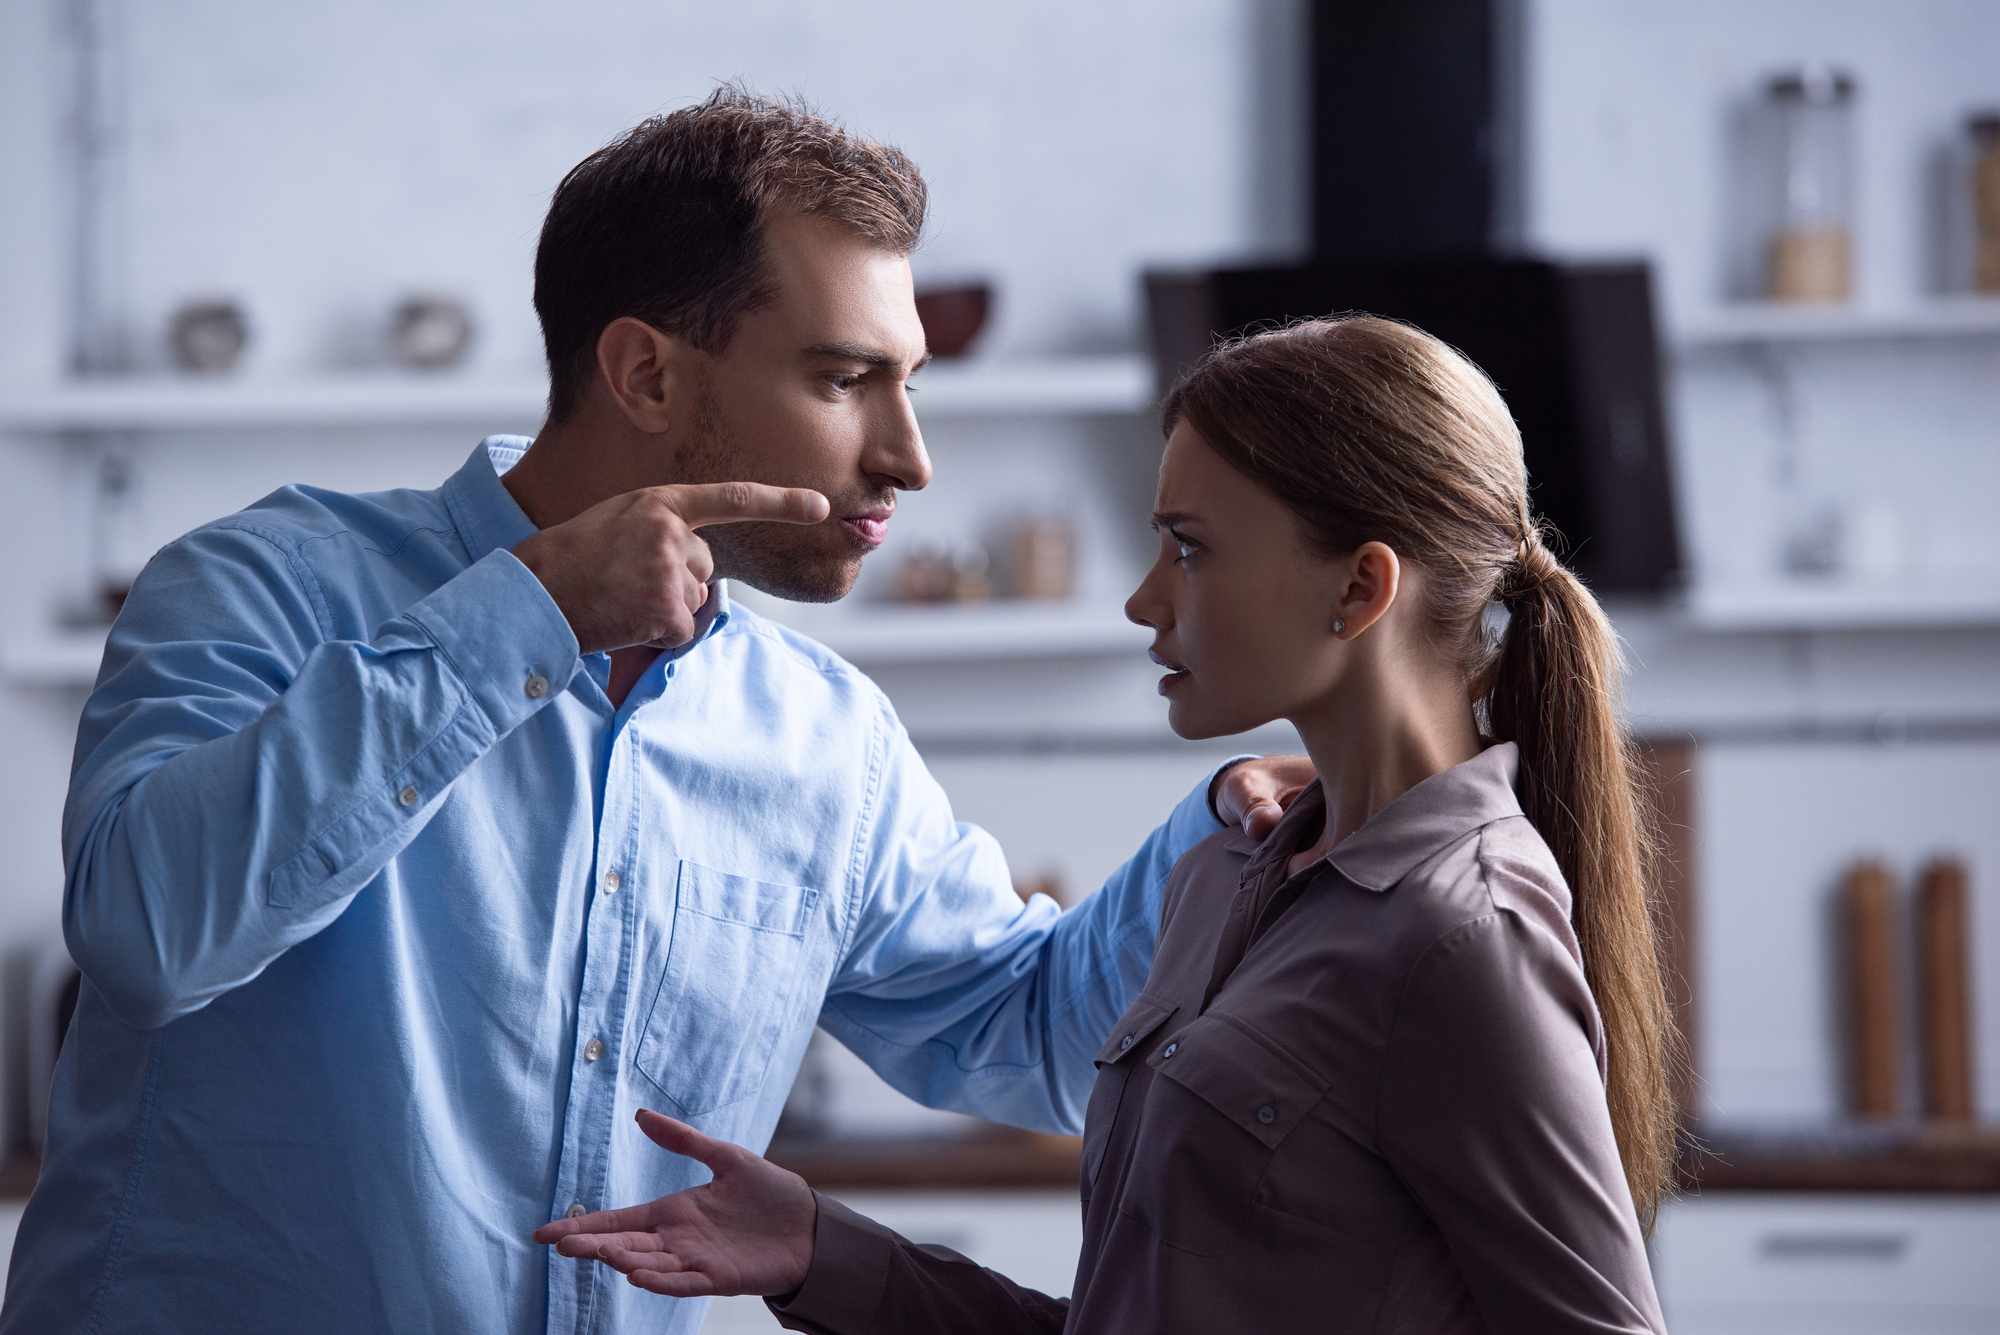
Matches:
[827,374,861,392]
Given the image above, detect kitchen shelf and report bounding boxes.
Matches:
[1684,577,2000,631]
[1,600,1149,688]
[1674,297,2000,350]
[757,598,1150,665]
[0,356,1154,435]
[0,629,107,687]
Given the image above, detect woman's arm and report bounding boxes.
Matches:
[535,1111,1068,1335]
[1376,907,1666,1335]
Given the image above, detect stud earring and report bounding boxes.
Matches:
[1333,619,1346,636]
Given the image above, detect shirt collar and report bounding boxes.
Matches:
[1238,741,1526,893]
[441,436,539,562]
[438,434,733,655]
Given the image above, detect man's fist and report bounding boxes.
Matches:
[513,483,829,655]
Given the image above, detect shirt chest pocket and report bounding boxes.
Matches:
[634,861,820,1118]
[1116,1011,1328,1257]
[1082,994,1179,1198]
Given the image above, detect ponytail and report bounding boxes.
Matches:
[1165,315,1683,1232]
[1484,535,1679,1230]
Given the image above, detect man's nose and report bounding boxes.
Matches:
[868,397,932,492]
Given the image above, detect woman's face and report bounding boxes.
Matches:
[1125,422,1358,740]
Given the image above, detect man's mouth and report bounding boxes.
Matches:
[1149,647,1189,694]
[839,505,894,548]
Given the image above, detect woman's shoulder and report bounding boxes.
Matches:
[1376,814,1581,973]
[1159,827,1258,936]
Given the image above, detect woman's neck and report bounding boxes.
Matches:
[1284,656,1484,879]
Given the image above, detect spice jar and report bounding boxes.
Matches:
[1972,113,2000,294]
[1766,66,1856,303]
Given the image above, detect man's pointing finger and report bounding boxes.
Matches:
[666,482,831,529]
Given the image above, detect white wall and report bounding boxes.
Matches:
[1,0,1997,1143]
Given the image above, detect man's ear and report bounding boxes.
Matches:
[594,317,700,434]
[1334,541,1401,638]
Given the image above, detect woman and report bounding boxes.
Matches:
[536,316,1678,1334]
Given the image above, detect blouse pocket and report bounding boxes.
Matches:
[1116,1011,1328,1256]
[1081,994,1179,1196]
[634,861,820,1117]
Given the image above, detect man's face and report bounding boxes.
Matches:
[677,211,932,602]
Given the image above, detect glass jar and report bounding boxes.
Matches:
[1972,113,2000,294]
[1766,66,1856,303]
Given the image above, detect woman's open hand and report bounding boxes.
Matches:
[532,1109,816,1298]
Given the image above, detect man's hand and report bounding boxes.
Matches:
[532,1110,816,1298]
[1212,754,1317,838]
[513,483,830,655]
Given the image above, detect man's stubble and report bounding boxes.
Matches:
[678,373,881,605]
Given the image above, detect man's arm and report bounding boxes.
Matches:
[62,526,579,1029]
[814,718,1307,1134]
[64,477,828,1031]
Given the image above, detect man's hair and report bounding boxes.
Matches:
[534,85,928,420]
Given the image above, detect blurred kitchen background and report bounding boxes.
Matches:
[2,0,1998,1330]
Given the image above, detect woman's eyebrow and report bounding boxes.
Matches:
[1149,511,1198,532]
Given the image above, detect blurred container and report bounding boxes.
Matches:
[1971,113,2000,294]
[168,299,248,373]
[896,538,991,603]
[391,293,474,369]
[914,284,991,358]
[1765,67,1855,303]
[1011,515,1076,600]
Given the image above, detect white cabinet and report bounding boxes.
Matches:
[1651,1194,2000,1334]
[698,1188,1081,1333]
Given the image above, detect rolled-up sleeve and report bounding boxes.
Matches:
[1376,909,1666,1335]
[816,716,1228,1134]
[63,524,578,1029]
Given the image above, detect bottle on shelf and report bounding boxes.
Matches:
[1766,66,1856,304]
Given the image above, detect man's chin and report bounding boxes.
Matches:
[727,556,863,605]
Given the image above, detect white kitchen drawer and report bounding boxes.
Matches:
[1651,1193,2000,1334]
[700,1188,1081,1333]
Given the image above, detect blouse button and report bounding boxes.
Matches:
[1257,1105,1277,1125]
[1162,1043,1178,1058]
[1119,1035,1133,1050]
[525,674,549,699]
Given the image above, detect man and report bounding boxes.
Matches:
[4,89,1304,1335]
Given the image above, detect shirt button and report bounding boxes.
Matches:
[1119,1035,1133,1050]
[1163,1043,1178,1058]
[1257,1105,1277,1125]
[602,870,620,894]
[525,674,549,699]
[397,786,418,808]
[584,1038,604,1062]
[565,1202,587,1219]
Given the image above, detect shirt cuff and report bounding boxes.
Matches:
[401,548,580,733]
[766,1193,895,1332]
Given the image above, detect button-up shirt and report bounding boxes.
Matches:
[5,439,1226,1335]
[774,743,1667,1335]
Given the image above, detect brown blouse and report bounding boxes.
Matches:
[771,743,1666,1334]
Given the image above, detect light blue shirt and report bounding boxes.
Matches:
[5,438,1228,1335]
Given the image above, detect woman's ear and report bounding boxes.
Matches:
[595,317,700,434]
[1333,541,1400,639]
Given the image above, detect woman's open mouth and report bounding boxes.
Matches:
[1148,647,1190,695]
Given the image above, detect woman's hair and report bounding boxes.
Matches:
[1164,315,1681,1229]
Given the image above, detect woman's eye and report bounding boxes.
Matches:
[1172,537,1197,563]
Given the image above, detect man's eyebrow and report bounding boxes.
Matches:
[802,341,932,372]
